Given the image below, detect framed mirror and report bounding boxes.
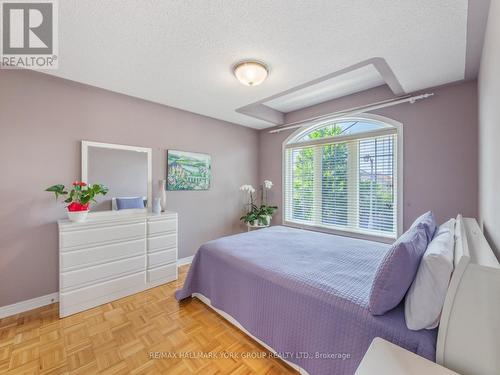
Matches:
[82,141,152,212]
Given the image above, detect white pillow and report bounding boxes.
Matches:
[404,218,455,330]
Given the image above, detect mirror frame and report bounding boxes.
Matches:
[81,141,153,210]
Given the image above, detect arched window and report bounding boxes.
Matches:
[283,115,402,241]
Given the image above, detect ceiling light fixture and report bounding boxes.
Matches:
[233,60,269,86]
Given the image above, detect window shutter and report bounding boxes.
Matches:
[284,132,398,239]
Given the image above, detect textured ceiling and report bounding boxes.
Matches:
[46,0,470,129]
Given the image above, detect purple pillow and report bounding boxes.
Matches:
[410,211,437,241]
[368,225,429,315]
[116,197,145,210]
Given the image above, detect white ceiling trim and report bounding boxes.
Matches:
[264,64,385,113]
[236,58,404,125]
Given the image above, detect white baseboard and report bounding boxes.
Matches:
[177,255,194,266]
[0,258,193,320]
[0,292,59,319]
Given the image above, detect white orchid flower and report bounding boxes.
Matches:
[239,184,255,194]
[264,180,273,189]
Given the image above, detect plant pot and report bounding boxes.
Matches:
[67,210,89,223]
[259,215,272,226]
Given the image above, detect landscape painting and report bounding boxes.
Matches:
[167,150,211,191]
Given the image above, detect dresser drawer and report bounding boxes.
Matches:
[148,248,176,268]
[60,222,146,249]
[60,271,146,308]
[147,263,177,283]
[147,218,177,235]
[61,239,145,270]
[148,233,177,252]
[61,255,145,291]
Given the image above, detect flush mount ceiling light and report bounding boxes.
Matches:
[233,60,269,86]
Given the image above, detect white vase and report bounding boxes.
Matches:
[159,180,167,211]
[152,197,161,214]
[67,210,89,223]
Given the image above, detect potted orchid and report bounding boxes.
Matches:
[239,184,259,226]
[259,180,277,226]
[239,180,278,227]
[46,181,108,222]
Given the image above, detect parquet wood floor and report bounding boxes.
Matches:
[0,265,297,374]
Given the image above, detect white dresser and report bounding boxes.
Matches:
[58,210,178,317]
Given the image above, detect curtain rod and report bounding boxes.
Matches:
[269,93,434,134]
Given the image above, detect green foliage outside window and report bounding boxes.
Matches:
[291,123,394,233]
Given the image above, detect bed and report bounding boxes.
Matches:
[175,225,436,374]
[175,216,500,375]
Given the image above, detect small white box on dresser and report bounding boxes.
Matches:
[58,210,178,317]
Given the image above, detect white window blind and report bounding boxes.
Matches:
[284,129,398,239]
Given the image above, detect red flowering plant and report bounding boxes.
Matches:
[45,181,109,211]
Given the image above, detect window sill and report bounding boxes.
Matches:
[283,220,396,244]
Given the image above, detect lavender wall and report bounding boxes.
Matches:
[478,0,500,258]
[0,70,258,306]
[259,81,478,230]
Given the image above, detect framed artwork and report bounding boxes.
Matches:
[167,150,211,191]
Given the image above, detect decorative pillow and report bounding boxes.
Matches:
[368,225,429,315]
[116,197,145,210]
[404,218,455,330]
[410,211,437,242]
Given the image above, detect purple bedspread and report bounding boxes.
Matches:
[175,226,437,375]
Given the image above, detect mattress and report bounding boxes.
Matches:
[175,226,437,375]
